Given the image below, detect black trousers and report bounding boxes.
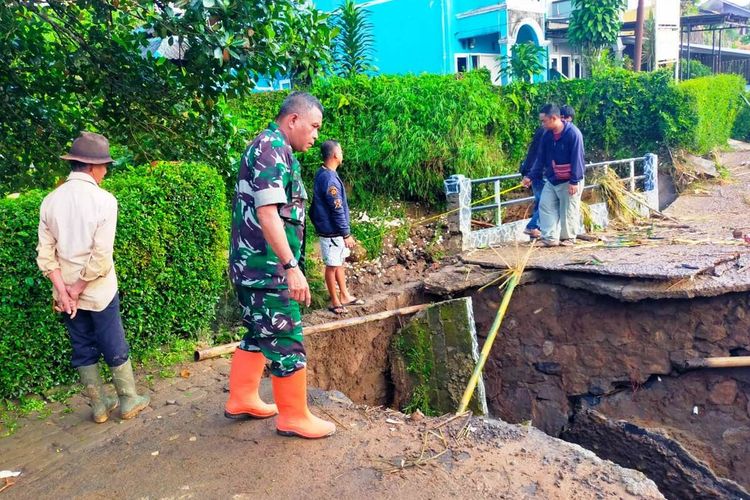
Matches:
[63,293,130,368]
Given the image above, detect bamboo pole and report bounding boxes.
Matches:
[682,356,750,370]
[194,303,433,361]
[456,273,520,414]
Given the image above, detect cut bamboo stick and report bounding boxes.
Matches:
[682,356,750,370]
[456,273,520,414]
[194,303,433,361]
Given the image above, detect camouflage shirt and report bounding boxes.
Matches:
[230,122,307,289]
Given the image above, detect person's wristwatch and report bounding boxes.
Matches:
[282,257,298,270]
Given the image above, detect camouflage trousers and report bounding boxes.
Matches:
[236,286,306,377]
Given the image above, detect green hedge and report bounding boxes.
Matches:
[231,72,517,205]
[519,69,695,160]
[0,162,228,398]
[732,92,750,142]
[229,71,742,206]
[679,74,746,154]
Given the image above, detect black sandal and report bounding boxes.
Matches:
[343,298,365,306]
[328,305,347,315]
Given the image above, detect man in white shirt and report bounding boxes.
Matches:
[37,132,149,423]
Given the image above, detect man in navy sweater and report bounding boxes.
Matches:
[310,140,363,314]
[519,109,548,239]
[523,104,585,247]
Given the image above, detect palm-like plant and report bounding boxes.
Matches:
[497,42,547,83]
[332,0,376,78]
[640,13,656,72]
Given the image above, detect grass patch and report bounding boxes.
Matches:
[425,223,447,263]
[394,321,437,416]
[350,201,408,260]
[137,337,196,379]
[0,395,53,437]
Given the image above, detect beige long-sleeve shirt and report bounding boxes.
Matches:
[36,172,118,312]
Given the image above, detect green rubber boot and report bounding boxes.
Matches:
[111,359,150,420]
[77,364,119,424]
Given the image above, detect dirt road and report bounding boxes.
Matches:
[0,356,662,499]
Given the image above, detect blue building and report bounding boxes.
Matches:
[315,0,549,84]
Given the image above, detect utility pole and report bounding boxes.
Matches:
[634,0,646,71]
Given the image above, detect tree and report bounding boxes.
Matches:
[633,0,645,71]
[331,0,376,78]
[681,0,699,15]
[640,13,657,72]
[568,0,627,61]
[0,1,336,193]
[497,42,547,83]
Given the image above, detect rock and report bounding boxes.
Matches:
[685,154,719,178]
[695,322,727,342]
[409,409,424,421]
[564,409,750,499]
[747,400,750,418]
[542,340,555,357]
[722,426,750,446]
[390,297,487,415]
[734,305,747,321]
[708,380,737,405]
[534,362,562,375]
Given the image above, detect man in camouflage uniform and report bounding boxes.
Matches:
[225,91,335,439]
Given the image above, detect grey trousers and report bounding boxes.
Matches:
[539,180,581,242]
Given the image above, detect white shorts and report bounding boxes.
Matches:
[319,236,350,267]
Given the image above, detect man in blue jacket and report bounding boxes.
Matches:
[523,104,585,247]
[520,110,547,239]
[310,140,363,314]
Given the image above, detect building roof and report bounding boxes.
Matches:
[700,0,750,21]
[681,42,750,59]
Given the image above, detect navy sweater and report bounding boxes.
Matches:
[309,166,350,237]
[520,126,546,177]
[528,122,586,185]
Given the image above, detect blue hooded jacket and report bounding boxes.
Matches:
[528,122,586,185]
[309,166,350,237]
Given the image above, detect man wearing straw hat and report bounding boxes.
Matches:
[37,131,150,423]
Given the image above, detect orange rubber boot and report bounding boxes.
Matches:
[224,349,277,419]
[272,368,336,439]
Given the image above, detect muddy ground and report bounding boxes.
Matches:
[0,355,662,499]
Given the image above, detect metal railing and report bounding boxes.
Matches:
[469,157,648,224]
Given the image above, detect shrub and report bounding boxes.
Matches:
[230,71,519,207]
[227,71,739,207]
[679,74,746,154]
[515,69,695,160]
[732,92,750,142]
[0,162,227,398]
[680,59,713,80]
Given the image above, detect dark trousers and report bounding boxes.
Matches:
[63,293,130,368]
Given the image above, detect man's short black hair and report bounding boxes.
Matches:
[540,103,560,117]
[561,105,575,120]
[69,160,91,172]
[277,91,324,120]
[321,140,340,162]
